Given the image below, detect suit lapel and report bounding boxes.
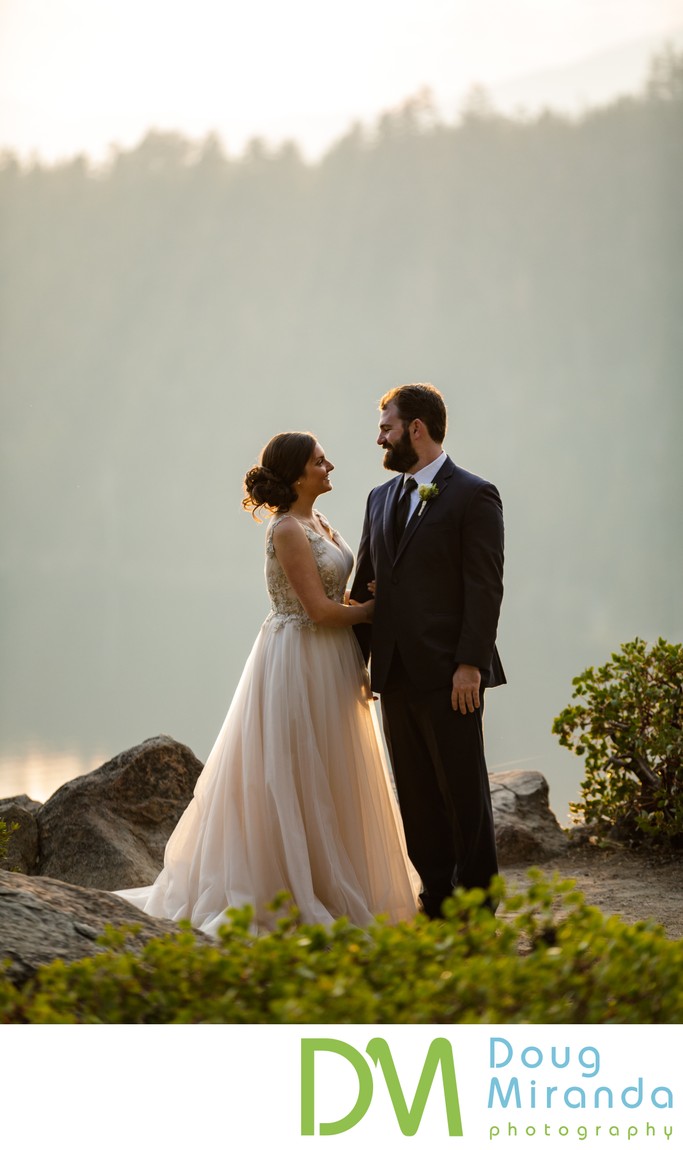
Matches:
[394,456,455,563]
[383,476,404,560]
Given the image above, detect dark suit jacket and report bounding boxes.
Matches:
[351,456,505,693]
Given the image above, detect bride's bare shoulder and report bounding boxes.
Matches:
[269,514,309,552]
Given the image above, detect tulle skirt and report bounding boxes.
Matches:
[116,615,420,935]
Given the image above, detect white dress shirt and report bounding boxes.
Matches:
[401,451,447,522]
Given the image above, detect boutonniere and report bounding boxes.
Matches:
[417,482,439,516]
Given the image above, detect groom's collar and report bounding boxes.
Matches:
[405,451,447,488]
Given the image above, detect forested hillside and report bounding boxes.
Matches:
[1,49,681,817]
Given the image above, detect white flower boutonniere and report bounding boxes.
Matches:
[417,482,439,517]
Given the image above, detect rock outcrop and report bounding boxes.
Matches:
[0,795,41,875]
[34,735,203,890]
[0,869,207,986]
[491,769,568,863]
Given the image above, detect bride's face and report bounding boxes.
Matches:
[298,443,334,499]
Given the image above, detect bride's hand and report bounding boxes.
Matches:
[349,596,375,622]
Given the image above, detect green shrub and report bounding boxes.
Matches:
[553,637,683,845]
[1,876,681,1024]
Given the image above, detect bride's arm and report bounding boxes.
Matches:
[273,518,374,627]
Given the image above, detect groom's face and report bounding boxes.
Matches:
[378,402,419,473]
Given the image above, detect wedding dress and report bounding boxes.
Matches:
[116,511,420,935]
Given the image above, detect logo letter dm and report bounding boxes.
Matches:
[301,1037,463,1136]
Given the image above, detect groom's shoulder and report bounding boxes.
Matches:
[447,458,500,496]
[367,475,399,501]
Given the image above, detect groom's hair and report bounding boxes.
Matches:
[380,383,447,444]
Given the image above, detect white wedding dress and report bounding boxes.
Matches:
[116,511,420,935]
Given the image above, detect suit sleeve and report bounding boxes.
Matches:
[350,494,374,663]
[453,482,505,677]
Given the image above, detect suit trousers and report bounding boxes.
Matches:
[380,653,498,914]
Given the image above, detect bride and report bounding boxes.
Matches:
[116,431,420,934]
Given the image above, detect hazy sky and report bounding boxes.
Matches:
[1,0,682,162]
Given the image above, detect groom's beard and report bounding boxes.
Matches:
[383,427,419,473]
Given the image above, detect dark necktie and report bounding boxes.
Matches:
[393,476,418,546]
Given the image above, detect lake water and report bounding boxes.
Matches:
[0,751,106,804]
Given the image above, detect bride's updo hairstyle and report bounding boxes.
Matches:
[243,431,317,518]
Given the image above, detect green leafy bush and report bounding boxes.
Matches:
[553,637,683,845]
[1,876,682,1024]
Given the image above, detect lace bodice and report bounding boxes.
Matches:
[264,511,354,629]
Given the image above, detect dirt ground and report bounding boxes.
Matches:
[499,842,683,940]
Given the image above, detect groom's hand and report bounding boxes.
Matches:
[451,664,481,714]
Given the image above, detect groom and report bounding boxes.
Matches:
[351,383,505,917]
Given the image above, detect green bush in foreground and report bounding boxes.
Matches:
[553,637,683,845]
[1,874,681,1024]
